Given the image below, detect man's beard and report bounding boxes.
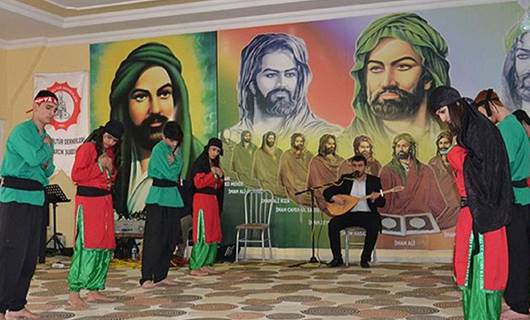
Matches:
[131,113,169,151]
[359,150,372,159]
[396,150,410,160]
[438,147,450,155]
[324,146,336,156]
[515,71,530,102]
[294,143,304,151]
[256,88,297,117]
[352,170,362,178]
[369,82,425,121]
[266,140,275,148]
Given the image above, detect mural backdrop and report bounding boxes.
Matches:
[90,2,524,255]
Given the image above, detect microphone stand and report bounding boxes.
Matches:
[289,182,333,268]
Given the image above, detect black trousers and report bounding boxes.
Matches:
[328,211,379,263]
[0,202,44,314]
[140,204,181,285]
[504,203,530,314]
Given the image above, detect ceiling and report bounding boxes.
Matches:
[0,0,511,48]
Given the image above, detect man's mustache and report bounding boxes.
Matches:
[397,151,409,160]
[267,88,292,102]
[141,113,169,131]
[372,86,408,104]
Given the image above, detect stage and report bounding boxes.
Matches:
[27,258,464,319]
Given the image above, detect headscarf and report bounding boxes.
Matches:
[428,85,462,114]
[351,13,450,130]
[103,120,124,140]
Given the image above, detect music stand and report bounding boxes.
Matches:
[45,184,70,255]
[289,184,330,268]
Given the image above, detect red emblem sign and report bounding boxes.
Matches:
[47,81,81,131]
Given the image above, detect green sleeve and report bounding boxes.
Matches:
[9,126,53,168]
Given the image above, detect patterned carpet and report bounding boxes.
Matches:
[27,258,464,319]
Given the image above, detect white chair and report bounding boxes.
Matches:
[342,227,377,266]
[235,189,274,262]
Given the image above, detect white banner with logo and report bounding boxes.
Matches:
[34,72,89,177]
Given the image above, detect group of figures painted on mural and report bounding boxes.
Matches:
[222,128,460,234]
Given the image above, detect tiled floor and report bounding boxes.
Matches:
[26,258,464,319]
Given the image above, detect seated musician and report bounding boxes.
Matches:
[323,155,385,268]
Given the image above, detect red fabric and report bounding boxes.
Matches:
[192,171,222,244]
[448,145,508,291]
[379,161,446,220]
[71,142,116,249]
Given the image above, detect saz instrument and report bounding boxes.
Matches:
[326,186,404,217]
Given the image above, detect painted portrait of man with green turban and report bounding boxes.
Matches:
[337,13,451,164]
[109,42,203,216]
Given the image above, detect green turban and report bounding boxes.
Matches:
[351,13,450,115]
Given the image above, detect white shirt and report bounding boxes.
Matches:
[350,177,370,212]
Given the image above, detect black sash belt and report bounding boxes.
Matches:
[196,188,217,195]
[1,176,44,191]
[76,186,111,197]
[460,197,468,208]
[512,179,528,188]
[152,178,178,188]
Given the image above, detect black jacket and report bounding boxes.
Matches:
[323,173,385,216]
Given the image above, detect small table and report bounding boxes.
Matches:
[115,232,143,259]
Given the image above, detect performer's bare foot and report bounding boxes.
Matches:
[201,266,219,274]
[141,280,156,289]
[5,308,40,319]
[67,292,88,310]
[86,291,115,303]
[157,278,179,286]
[0,313,5,320]
[500,309,529,319]
[190,269,208,276]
